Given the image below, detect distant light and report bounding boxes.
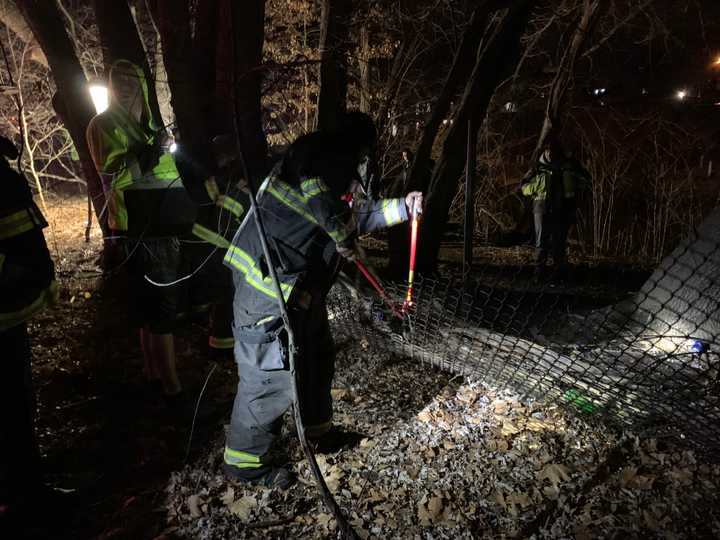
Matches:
[593,87,606,96]
[676,89,687,100]
[442,119,448,125]
[715,56,720,66]
[503,101,517,112]
[169,142,178,154]
[641,88,648,95]
[89,84,108,114]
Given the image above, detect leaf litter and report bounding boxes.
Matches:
[164,338,720,539]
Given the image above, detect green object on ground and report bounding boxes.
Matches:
[562,389,598,413]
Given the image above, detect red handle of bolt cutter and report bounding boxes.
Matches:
[405,210,419,308]
[355,260,403,319]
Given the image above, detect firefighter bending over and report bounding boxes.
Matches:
[222,112,422,488]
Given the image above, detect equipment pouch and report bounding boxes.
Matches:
[233,318,287,371]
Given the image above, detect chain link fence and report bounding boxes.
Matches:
[327,216,720,456]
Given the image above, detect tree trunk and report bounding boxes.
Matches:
[531,0,602,161]
[358,25,370,113]
[417,1,535,274]
[315,0,351,132]
[386,1,501,277]
[17,0,107,234]
[91,0,163,126]
[153,0,214,180]
[0,0,46,67]
[404,1,500,195]
[227,0,268,182]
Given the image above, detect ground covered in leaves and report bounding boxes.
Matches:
[165,341,720,539]
[22,196,720,539]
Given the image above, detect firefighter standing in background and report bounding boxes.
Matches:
[0,136,58,518]
[521,138,591,278]
[86,60,196,398]
[184,134,250,359]
[221,112,423,488]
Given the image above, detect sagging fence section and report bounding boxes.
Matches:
[327,215,720,455]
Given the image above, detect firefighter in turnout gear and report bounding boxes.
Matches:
[0,135,58,515]
[222,112,423,488]
[86,60,196,397]
[521,138,590,277]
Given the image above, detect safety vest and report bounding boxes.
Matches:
[522,158,591,203]
[0,201,57,331]
[86,60,193,235]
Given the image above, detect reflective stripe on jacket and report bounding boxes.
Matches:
[0,193,57,330]
[190,176,247,248]
[224,172,408,325]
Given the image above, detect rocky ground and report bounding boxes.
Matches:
[17,195,720,539]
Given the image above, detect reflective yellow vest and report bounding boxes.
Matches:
[86,60,187,233]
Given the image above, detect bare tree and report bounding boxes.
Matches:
[417,1,536,272]
[17,0,107,234]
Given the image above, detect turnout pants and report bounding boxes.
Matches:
[0,323,40,503]
[224,298,334,477]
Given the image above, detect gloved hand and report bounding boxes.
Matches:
[336,241,365,262]
[405,191,423,216]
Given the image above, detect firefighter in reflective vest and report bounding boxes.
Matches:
[189,170,247,358]
[0,135,58,514]
[521,138,590,276]
[86,60,195,398]
[222,112,423,488]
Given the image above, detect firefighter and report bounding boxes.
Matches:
[521,138,590,278]
[0,135,58,517]
[86,60,196,398]
[222,112,423,488]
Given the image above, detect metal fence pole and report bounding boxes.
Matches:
[464,117,477,275]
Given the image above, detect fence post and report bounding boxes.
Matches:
[464,118,477,275]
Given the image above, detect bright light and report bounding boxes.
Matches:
[715,56,720,66]
[169,142,178,154]
[676,89,687,100]
[89,84,108,114]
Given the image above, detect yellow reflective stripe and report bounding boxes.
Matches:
[209,336,234,349]
[0,209,35,240]
[224,447,263,469]
[219,195,244,218]
[205,177,220,201]
[191,223,230,248]
[265,183,318,225]
[382,199,403,226]
[300,177,329,198]
[224,246,293,301]
[0,280,59,331]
